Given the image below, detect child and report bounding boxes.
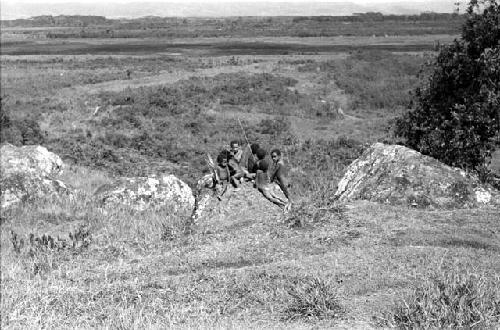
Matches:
[247,143,260,174]
[214,152,231,199]
[255,159,288,209]
[226,141,245,187]
[270,148,292,212]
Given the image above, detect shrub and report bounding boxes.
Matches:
[395,0,500,172]
[387,272,500,328]
[298,51,425,110]
[0,105,45,146]
[258,117,291,136]
[282,276,344,321]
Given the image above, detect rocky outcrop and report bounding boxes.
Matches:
[334,143,500,209]
[94,174,195,212]
[192,179,286,222]
[1,144,71,209]
[1,143,63,177]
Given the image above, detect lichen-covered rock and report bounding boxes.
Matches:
[1,143,63,177]
[1,144,71,209]
[94,174,195,212]
[1,173,72,209]
[334,143,500,209]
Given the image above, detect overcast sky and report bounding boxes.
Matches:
[1,0,459,3]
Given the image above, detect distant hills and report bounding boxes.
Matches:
[0,1,461,20]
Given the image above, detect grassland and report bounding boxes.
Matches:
[0,34,456,56]
[1,19,499,328]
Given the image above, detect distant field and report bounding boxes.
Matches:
[0,35,456,56]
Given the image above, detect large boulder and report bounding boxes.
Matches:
[1,143,63,177]
[94,174,195,212]
[1,144,71,210]
[334,143,500,209]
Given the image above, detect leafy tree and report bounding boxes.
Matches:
[395,0,499,172]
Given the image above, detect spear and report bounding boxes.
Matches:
[237,117,251,148]
[205,153,219,183]
[206,152,227,200]
[237,117,256,169]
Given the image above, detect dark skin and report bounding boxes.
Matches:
[216,158,230,182]
[214,158,231,198]
[227,142,247,186]
[256,169,287,208]
[270,151,291,202]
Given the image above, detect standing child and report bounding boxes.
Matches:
[214,152,231,199]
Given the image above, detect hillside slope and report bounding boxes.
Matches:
[1,166,499,328]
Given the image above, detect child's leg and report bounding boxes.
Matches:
[260,187,286,207]
[268,189,288,204]
[230,176,240,187]
[231,169,246,187]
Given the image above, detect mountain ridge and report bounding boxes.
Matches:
[0,1,459,20]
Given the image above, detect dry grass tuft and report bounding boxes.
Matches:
[386,271,500,329]
[282,276,344,321]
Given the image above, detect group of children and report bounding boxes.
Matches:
[213,140,292,212]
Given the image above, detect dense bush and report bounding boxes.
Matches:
[0,104,45,146]
[99,73,301,117]
[299,51,426,110]
[395,0,500,172]
[258,117,291,136]
[287,136,365,204]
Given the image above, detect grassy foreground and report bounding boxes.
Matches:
[1,165,499,328]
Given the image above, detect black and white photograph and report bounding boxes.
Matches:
[1,0,499,327]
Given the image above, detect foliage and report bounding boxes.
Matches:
[395,0,500,171]
[258,117,291,136]
[299,51,426,110]
[287,136,365,200]
[388,271,500,328]
[0,104,45,146]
